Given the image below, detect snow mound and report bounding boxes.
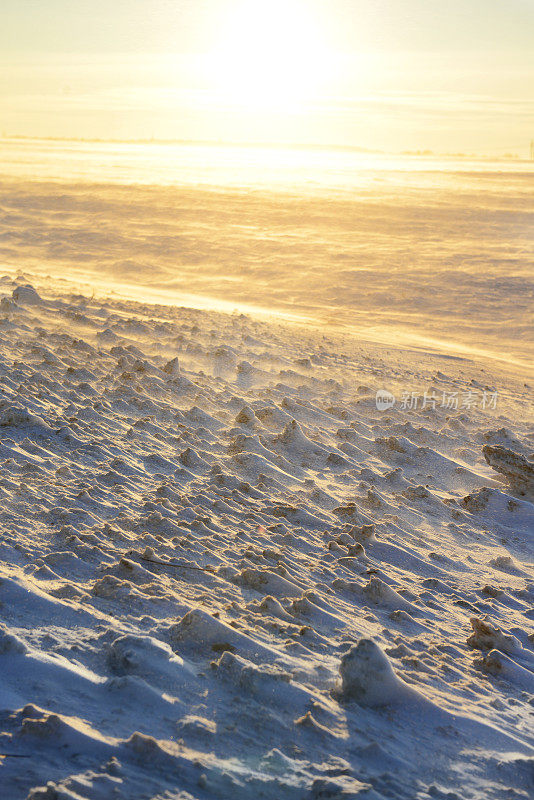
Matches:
[0,626,28,654]
[169,608,279,662]
[212,650,292,692]
[362,576,421,615]
[467,618,521,654]
[236,567,302,598]
[162,356,180,376]
[483,444,534,494]
[12,284,42,305]
[338,639,420,706]
[0,405,49,429]
[474,649,534,691]
[107,634,188,681]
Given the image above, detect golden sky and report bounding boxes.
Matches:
[2,0,533,154]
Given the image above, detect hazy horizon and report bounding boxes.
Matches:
[2,1,534,156]
[2,136,532,368]
[2,132,532,161]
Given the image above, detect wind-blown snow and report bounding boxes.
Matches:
[0,145,532,367]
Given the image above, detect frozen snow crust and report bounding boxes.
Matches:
[0,276,533,800]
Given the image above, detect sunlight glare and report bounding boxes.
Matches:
[206,0,334,111]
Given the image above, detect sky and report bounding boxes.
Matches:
[1,0,533,154]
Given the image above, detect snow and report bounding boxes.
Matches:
[0,149,533,799]
[337,639,423,706]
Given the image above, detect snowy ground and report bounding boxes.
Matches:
[0,271,532,800]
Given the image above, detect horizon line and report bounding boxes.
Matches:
[0,133,528,161]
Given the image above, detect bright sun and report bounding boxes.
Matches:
[206,0,333,111]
